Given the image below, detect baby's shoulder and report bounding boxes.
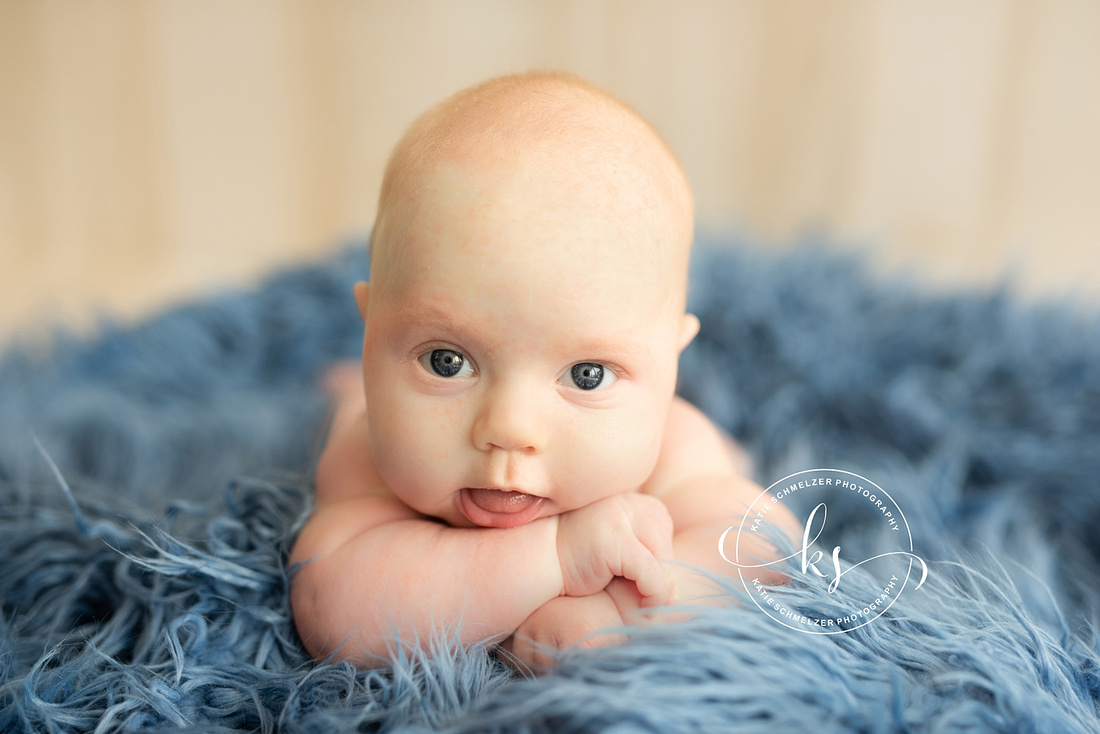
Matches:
[663,397,734,459]
[315,409,391,505]
[642,397,749,497]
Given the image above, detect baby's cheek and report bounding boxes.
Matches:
[584,412,662,489]
[367,405,425,477]
[428,397,468,434]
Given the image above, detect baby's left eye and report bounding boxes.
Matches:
[419,348,475,378]
[563,362,616,391]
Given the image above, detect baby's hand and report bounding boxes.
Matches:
[505,577,657,675]
[555,493,674,605]
[503,592,627,674]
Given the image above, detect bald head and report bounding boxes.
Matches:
[370,72,695,308]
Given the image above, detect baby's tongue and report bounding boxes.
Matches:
[467,488,537,514]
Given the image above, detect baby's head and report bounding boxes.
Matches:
[357,72,699,527]
[370,72,694,306]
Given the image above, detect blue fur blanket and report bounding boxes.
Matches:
[2,241,1099,732]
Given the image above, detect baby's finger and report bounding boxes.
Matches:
[645,525,675,566]
[621,541,672,606]
[500,633,556,676]
[631,496,675,562]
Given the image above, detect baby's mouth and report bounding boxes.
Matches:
[459,488,545,528]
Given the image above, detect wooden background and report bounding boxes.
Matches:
[2,0,1098,343]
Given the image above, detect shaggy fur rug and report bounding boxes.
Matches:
[2,241,1099,732]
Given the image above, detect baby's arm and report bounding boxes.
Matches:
[644,398,802,598]
[506,399,802,672]
[502,578,637,674]
[289,381,674,666]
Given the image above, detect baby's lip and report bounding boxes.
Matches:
[459,488,546,528]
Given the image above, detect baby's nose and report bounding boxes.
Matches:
[471,384,546,454]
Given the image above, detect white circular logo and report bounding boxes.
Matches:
[719,468,928,634]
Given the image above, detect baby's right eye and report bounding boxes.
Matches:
[419,348,474,378]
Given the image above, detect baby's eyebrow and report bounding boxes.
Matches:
[568,333,633,355]
[400,300,475,328]
[397,297,650,363]
[554,332,646,367]
[398,300,488,343]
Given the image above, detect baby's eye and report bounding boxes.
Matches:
[564,362,616,391]
[419,348,474,378]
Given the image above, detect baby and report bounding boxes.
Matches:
[290,72,799,672]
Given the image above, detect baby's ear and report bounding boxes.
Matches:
[677,313,700,352]
[353,282,370,321]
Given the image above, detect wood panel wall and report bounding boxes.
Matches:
[2,0,1098,341]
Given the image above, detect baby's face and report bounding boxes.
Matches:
[359,157,695,528]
